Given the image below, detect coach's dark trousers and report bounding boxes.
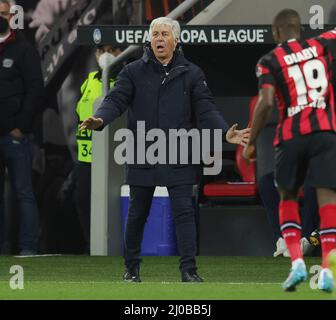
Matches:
[124,184,197,273]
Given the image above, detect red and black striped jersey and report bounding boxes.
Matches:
[256,29,336,146]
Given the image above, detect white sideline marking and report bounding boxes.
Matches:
[14,254,64,258]
[226,282,281,285]
[0,280,282,285]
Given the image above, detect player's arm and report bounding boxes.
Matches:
[317,30,336,111]
[249,86,275,143]
[243,86,275,162]
[243,58,276,162]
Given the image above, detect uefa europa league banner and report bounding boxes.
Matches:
[38,0,104,89]
[78,24,330,46]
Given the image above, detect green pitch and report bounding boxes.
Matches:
[0,256,334,300]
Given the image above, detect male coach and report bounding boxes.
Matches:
[81,17,250,282]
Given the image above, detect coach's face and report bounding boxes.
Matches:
[151,24,177,63]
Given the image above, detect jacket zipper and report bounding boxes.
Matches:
[161,65,185,85]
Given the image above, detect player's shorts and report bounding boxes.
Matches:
[274,131,336,191]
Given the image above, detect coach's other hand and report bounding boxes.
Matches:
[79,117,104,131]
[226,124,251,147]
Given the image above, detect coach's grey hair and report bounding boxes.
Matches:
[149,17,181,41]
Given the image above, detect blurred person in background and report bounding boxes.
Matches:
[74,44,122,253]
[0,0,44,255]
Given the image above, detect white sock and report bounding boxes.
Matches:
[320,268,333,278]
[292,258,305,269]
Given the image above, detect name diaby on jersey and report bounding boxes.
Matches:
[2,58,14,68]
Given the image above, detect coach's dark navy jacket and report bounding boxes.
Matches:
[94,45,229,186]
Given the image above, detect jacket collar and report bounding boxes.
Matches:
[0,30,16,53]
[0,31,11,43]
[141,42,188,67]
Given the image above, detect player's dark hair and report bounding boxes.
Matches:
[273,9,301,35]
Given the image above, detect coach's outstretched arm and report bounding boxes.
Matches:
[79,66,134,131]
[243,86,275,162]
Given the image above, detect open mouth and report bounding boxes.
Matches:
[156,44,165,52]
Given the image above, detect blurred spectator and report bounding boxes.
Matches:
[0,0,44,255]
[74,44,122,253]
[22,0,129,253]
[28,0,71,42]
[113,0,133,24]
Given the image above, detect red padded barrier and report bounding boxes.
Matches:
[203,96,258,198]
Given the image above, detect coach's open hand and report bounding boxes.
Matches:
[225,124,251,147]
[79,117,104,131]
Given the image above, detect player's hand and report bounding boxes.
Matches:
[225,124,251,147]
[242,144,256,163]
[79,117,104,131]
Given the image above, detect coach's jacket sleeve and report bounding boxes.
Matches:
[191,68,229,134]
[94,65,134,130]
